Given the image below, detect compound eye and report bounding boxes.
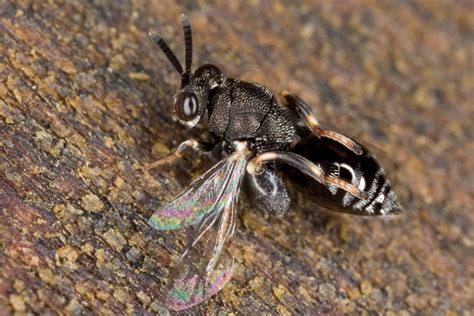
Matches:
[175,92,199,121]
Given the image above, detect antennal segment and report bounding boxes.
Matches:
[181,13,193,84]
[149,31,184,75]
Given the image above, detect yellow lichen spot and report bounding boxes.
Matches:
[113,287,130,304]
[34,130,54,149]
[95,248,106,266]
[49,139,64,157]
[136,291,151,305]
[104,136,114,148]
[129,232,146,248]
[272,284,287,302]
[339,299,356,313]
[126,303,135,315]
[81,243,94,255]
[81,193,104,212]
[347,286,361,300]
[79,165,101,180]
[110,54,126,71]
[53,204,66,214]
[66,204,83,215]
[151,142,170,157]
[249,275,264,290]
[0,83,6,97]
[38,268,55,284]
[96,290,111,302]
[68,132,87,149]
[56,245,79,262]
[29,165,43,175]
[9,294,26,312]
[13,280,25,291]
[30,256,40,266]
[114,176,125,188]
[75,282,88,295]
[276,304,291,316]
[129,72,151,80]
[298,285,313,302]
[338,222,350,242]
[360,280,373,296]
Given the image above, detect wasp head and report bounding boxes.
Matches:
[150,14,224,128]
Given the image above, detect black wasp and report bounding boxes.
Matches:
[146,14,402,310]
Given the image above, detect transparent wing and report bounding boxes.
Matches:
[149,146,248,310]
[150,152,244,230]
[162,195,239,310]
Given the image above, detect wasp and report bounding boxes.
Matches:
[146,14,402,311]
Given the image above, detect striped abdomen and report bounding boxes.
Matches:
[287,135,402,216]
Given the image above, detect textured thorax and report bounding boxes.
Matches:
[208,79,297,152]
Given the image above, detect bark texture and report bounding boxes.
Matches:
[1,0,473,315]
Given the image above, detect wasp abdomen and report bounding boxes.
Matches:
[288,135,402,216]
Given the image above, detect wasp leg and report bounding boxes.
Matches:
[247,151,368,200]
[145,139,215,171]
[245,165,291,216]
[280,90,363,155]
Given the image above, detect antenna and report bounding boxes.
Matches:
[150,14,194,87]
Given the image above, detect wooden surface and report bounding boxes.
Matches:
[1,0,473,314]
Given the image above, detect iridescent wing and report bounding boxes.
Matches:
[149,145,248,310]
[150,150,245,230]
[162,195,238,310]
